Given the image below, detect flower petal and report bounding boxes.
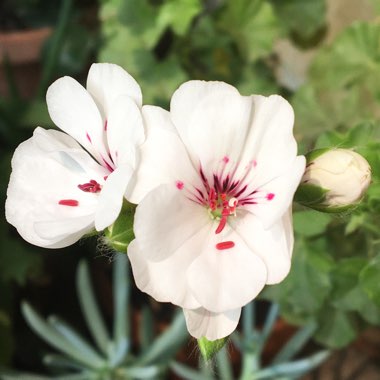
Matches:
[5,129,104,248]
[230,209,294,285]
[128,235,208,309]
[183,307,241,340]
[170,80,252,171]
[46,76,110,166]
[106,95,144,168]
[246,156,306,229]
[86,63,142,117]
[187,224,268,313]
[237,95,298,183]
[133,184,210,261]
[129,105,201,204]
[95,164,134,231]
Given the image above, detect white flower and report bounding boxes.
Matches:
[302,148,371,208]
[5,63,144,248]
[127,81,305,340]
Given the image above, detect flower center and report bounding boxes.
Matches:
[207,189,238,234]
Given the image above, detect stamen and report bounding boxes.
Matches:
[78,180,101,193]
[58,199,79,207]
[216,241,235,250]
[215,215,227,234]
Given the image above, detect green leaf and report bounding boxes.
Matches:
[294,22,380,143]
[137,311,188,366]
[270,0,326,40]
[315,307,357,348]
[76,261,110,357]
[218,0,280,62]
[359,254,380,307]
[293,210,331,237]
[157,0,202,36]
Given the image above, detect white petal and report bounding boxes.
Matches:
[106,95,144,168]
[95,164,133,231]
[238,95,298,183]
[170,80,252,170]
[183,307,241,340]
[230,209,293,285]
[46,76,110,166]
[170,80,239,147]
[86,63,142,118]
[129,105,201,204]
[187,224,268,313]
[128,234,208,309]
[133,184,210,261]
[246,156,306,229]
[5,129,104,248]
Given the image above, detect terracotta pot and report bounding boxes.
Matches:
[0,27,52,98]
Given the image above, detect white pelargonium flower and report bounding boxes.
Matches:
[127,81,306,340]
[6,63,144,248]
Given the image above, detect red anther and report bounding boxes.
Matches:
[221,193,227,201]
[78,180,101,193]
[58,199,79,207]
[216,241,235,250]
[209,188,216,200]
[215,215,227,234]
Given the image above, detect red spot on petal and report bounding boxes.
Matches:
[176,180,184,190]
[216,241,235,250]
[104,120,108,131]
[252,160,257,168]
[86,133,92,143]
[267,193,275,201]
[58,199,79,207]
[104,175,108,181]
[223,156,229,164]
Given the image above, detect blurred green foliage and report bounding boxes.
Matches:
[2,0,380,372]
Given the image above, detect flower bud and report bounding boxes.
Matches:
[295,148,371,212]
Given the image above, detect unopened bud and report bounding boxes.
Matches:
[295,148,371,212]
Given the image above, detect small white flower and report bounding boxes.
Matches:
[128,81,305,340]
[5,63,144,248]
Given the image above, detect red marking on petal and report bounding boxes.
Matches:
[252,160,257,167]
[176,180,184,190]
[86,133,92,143]
[267,193,275,201]
[215,215,227,234]
[58,199,79,206]
[223,156,229,164]
[104,175,108,181]
[104,120,108,131]
[216,241,235,250]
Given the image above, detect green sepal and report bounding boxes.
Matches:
[103,202,136,253]
[294,183,329,207]
[197,336,228,361]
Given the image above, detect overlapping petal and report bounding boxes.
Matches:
[183,307,241,340]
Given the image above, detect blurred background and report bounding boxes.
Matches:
[1,0,380,378]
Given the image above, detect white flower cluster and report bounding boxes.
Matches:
[5,64,305,340]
